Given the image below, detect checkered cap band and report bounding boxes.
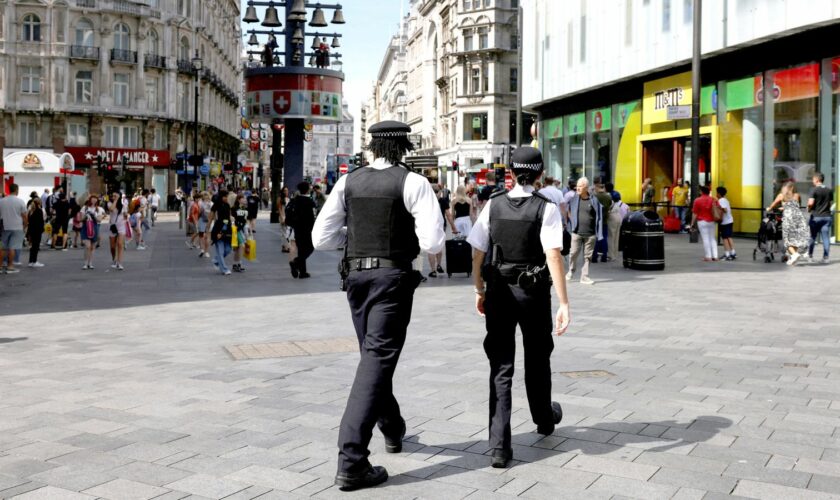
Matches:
[512,162,543,171]
[370,131,409,138]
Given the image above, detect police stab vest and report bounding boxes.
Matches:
[488,191,548,265]
[345,166,420,262]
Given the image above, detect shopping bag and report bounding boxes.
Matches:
[44,222,52,235]
[244,239,256,261]
[689,227,699,243]
[232,226,239,248]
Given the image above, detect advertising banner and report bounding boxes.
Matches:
[245,72,342,123]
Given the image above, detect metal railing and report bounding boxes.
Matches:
[113,0,141,15]
[110,48,137,64]
[75,0,96,7]
[177,59,194,74]
[70,45,99,60]
[144,53,166,69]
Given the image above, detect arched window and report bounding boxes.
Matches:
[75,19,94,47]
[147,29,159,55]
[179,37,190,61]
[22,13,41,42]
[113,23,130,51]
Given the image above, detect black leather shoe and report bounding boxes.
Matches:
[490,448,512,468]
[289,261,299,278]
[383,422,406,453]
[335,465,388,491]
[536,401,563,435]
[298,272,311,279]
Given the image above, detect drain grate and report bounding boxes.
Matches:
[225,337,358,360]
[558,370,615,379]
[783,362,809,368]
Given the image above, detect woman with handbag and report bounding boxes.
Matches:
[767,181,809,266]
[690,186,721,262]
[81,194,105,270]
[26,198,45,268]
[108,192,127,270]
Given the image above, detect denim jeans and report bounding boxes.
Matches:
[809,216,832,258]
[213,239,232,273]
[675,206,688,228]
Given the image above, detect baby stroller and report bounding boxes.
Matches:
[753,210,783,263]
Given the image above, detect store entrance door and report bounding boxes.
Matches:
[642,134,712,215]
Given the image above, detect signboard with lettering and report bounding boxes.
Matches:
[643,72,715,125]
[666,105,692,120]
[65,147,171,167]
[244,71,343,123]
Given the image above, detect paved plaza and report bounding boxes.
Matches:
[0,213,839,499]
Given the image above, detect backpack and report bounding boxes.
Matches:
[284,198,298,227]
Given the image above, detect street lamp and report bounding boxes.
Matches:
[192,51,202,191]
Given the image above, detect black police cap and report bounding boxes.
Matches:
[510,146,544,171]
[369,120,411,139]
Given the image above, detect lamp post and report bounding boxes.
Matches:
[192,51,203,192]
[243,1,345,212]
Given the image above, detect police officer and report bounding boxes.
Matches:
[466,146,571,468]
[312,120,445,491]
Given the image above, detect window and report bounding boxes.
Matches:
[67,123,89,146]
[463,0,471,10]
[104,125,139,147]
[510,24,518,50]
[178,0,190,17]
[662,0,671,32]
[153,127,164,149]
[510,67,518,93]
[463,113,488,141]
[22,14,41,42]
[147,29,159,55]
[464,30,474,51]
[625,0,633,46]
[145,78,158,111]
[478,27,488,49]
[19,122,37,146]
[471,67,480,94]
[21,66,41,94]
[75,71,92,103]
[114,74,129,106]
[684,0,693,24]
[511,0,518,7]
[567,21,573,67]
[179,37,190,61]
[114,23,130,51]
[482,64,489,92]
[75,19,94,46]
[178,81,189,119]
[580,0,586,62]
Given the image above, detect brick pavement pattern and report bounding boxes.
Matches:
[0,212,838,499]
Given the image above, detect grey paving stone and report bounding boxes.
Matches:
[27,466,115,492]
[109,461,193,487]
[563,454,659,481]
[723,462,811,488]
[586,475,678,499]
[807,473,840,496]
[8,486,96,499]
[732,479,840,499]
[649,467,738,495]
[225,465,317,492]
[82,478,169,500]
[164,474,250,499]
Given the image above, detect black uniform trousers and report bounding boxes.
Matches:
[293,228,314,273]
[483,280,555,452]
[337,267,416,474]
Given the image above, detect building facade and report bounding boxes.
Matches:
[303,102,354,182]
[363,0,525,186]
[523,0,840,236]
[0,0,241,203]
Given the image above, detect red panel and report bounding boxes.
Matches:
[65,147,171,167]
[246,73,342,93]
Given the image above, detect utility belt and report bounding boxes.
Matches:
[483,262,551,290]
[338,256,416,291]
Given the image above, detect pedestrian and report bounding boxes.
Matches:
[467,146,570,469]
[261,187,270,209]
[129,203,146,250]
[312,120,444,491]
[71,202,83,248]
[607,192,629,262]
[450,185,473,237]
[641,177,655,209]
[200,192,212,258]
[40,188,50,214]
[716,187,736,260]
[279,186,293,254]
[231,194,249,273]
[807,172,833,264]
[690,185,721,262]
[149,188,161,226]
[52,192,71,251]
[140,189,152,232]
[81,194,105,270]
[26,197,45,268]
[427,184,455,277]
[672,179,690,231]
[206,189,233,275]
[246,189,261,234]
[0,183,28,274]
[592,180,613,263]
[767,181,810,266]
[565,177,604,284]
[312,184,327,214]
[286,182,317,279]
[108,192,127,270]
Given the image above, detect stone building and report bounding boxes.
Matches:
[0,0,241,203]
[303,102,354,182]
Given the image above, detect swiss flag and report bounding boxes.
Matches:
[273,91,291,115]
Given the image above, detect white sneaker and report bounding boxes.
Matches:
[580,276,595,285]
[788,252,801,266]
[822,257,830,264]
[137,245,146,250]
[116,264,124,270]
[82,264,89,270]
[88,264,95,270]
[204,253,211,259]
[224,270,232,275]
[27,263,33,268]
[32,262,44,268]
[565,272,572,281]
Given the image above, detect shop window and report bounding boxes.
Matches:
[464,113,488,141]
[21,66,41,94]
[19,122,37,146]
[587,107,612,182]
[74,70,92,103]
[567,113,585,181]
[75,19,94,46]
[67,123,89,146]
[113,74,129,106]
[22,14,41,42]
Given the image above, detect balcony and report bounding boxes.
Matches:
[177,59,195,75]
[110,48,137,64]
[75,0,96,7]
[113,0,141,15]
[70,45,100,61]
[144,53,166,69]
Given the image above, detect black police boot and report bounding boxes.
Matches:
[335,465,388,491]
[490,448,512,468]
[536,401,563,436]
[289,260,299,278]
[382,420,406,453]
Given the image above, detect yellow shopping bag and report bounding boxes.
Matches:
[244,238,256,261]
[231,225,238,248]
[44,222,52,235]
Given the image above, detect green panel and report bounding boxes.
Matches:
[726,77,758,111]
[700,85,717,115]
[616,101,638,128]
[567,113,585,135]
[589,107,611,132]
[545,117,563,138]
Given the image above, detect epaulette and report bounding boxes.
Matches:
[531,191,551,203]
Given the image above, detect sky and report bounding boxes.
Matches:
[240,0,405,152]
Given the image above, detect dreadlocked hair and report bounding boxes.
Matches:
[369,136,414,166]
[513,169,541,186]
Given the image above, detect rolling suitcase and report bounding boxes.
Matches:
[663,215,682,233]
[445,238,472,277]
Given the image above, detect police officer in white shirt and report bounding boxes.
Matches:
[312,120,445,491]
[467,146,571,468]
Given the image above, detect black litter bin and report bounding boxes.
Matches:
[621,210,665,270]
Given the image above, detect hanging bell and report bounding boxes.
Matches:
[247,33,258,46]
[331,7,345,24]
[309,7,328,27]
[291,27,304,44]
[243,4,259,23]
[331,36,340,48]
[261,3,282,28]
[273,55,281,65]
[248,53,253,62]
[308,55,316,66]
[311,36,320,49]
[292,48,301,63]
[289,0,307,20]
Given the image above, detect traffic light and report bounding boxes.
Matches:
[120,154,128,172]
[451,160,459,171]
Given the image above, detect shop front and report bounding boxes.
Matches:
[1,150,82,198]
[65,147,171,196]
[539,54,840,238]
